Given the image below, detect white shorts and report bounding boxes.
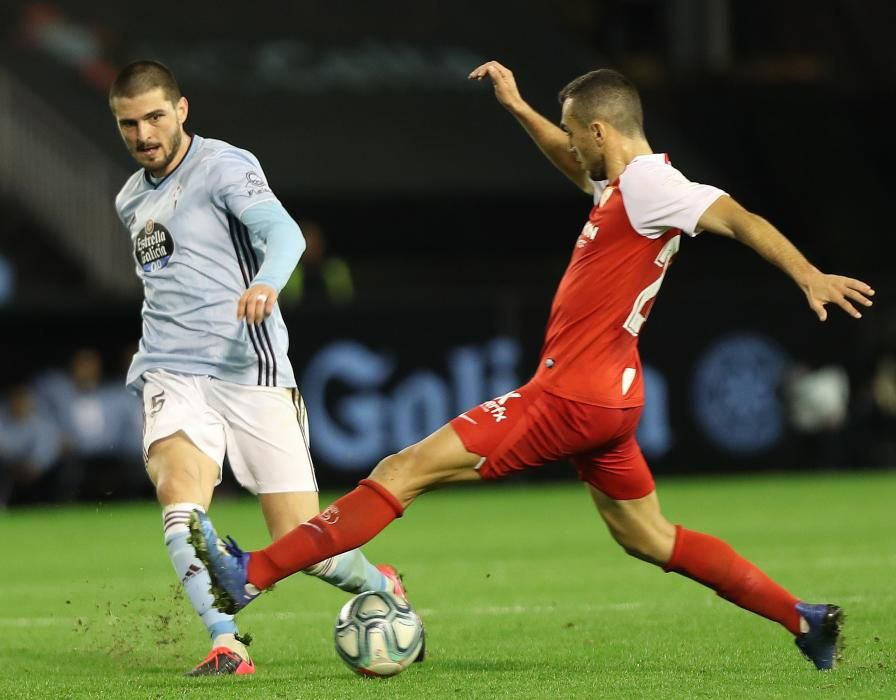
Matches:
[141,369,316,495]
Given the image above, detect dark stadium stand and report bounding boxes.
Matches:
[0,197,90,305]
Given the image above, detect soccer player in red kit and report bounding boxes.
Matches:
[190,62,874,670]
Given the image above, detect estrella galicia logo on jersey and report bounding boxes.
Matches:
[134,218,175,272]
[245,171,270,196]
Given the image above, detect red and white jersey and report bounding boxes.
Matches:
[534,154,726,407]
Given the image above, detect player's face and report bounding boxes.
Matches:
[561,98,606,180]
[112,88,189,177]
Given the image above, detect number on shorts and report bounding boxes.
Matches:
[149,390,166,417]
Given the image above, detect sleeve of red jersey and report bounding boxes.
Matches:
[619,160,727,238]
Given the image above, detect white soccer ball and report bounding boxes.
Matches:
[334,590,424,677]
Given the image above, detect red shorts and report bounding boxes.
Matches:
[450,379,654,500]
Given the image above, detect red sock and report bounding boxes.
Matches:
[664,525,801,635]
[248,479,404,590]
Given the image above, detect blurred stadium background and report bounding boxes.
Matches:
[2,0,895,507]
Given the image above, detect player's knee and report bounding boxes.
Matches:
[151,459,210,506]
[154,470,187,504]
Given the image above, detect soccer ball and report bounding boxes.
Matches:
[334,590,424,677]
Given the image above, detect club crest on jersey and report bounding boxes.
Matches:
[134,218,175,272]
[481,391,522,422]
[577,222,599,248]
[245,171,270,196]
[319,504,340,524]
[172,183,183,209]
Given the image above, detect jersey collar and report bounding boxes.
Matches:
[630,153,670,165]
[610,152,670,186]
[144,134,202,189]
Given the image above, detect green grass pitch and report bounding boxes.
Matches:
[2,471,894,699]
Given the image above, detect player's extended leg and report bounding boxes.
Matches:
[217,378,427,598]
[258,491,396,596]
[588,485,843,669]
[258,489,424,659]
[147,432,254,676]
[189,423,482,612]
[251,424,482,584]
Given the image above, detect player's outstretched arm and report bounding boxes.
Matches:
[235,201,305,324]
[698,195,874,321]
[468,60,593,195]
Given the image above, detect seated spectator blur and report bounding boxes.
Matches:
[637,364,673,460]
[33,348,146,499]
[853,318,896,467]
[0,254,13,305]
[280,220,354,306]
[869,353,896,465]
[0,384,74,508]
[782,363,850,469]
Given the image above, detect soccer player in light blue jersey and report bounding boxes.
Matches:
[109,61,409,676]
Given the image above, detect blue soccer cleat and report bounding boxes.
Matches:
[794,602,844,670]
[187,510,260,615]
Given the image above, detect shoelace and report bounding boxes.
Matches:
[223,535,246,559]
[222,534,263,600]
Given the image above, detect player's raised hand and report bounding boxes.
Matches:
[801,272,874,321]
[468,61,525,112]
[238,283,277,325]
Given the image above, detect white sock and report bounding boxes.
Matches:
[304,549,390,593]
[163,503,239,643]
[211,633,250,660]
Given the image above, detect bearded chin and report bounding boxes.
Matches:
[156,130,182,172]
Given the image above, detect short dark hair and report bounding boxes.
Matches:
[558,69,644,136]
[108,60,182,109]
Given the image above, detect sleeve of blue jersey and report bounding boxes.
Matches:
[240,200,306,292]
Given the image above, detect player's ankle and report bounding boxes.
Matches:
[212,633,250,660]
[247,549,283,590]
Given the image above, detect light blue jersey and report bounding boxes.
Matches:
[116,135,298,392]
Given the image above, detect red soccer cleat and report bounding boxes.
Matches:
[185,646,256,676]
[376,563,408,600]
[376,563,425,663]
